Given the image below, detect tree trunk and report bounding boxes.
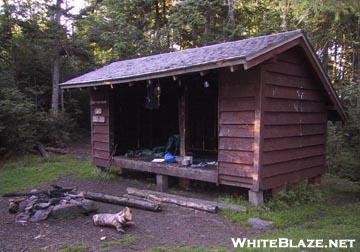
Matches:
[227,0,235,26]
[51,0,62,115]
[280,0,289,32]
[83,191,161,212]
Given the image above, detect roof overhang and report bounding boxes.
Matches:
[60,31,346,122]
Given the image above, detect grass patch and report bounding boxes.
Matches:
[100,235,138,250]
[58,243,88,252]
[216,175,360,251]
[0,155,117,194]
[148,246,228,252]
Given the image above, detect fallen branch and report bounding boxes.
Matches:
[44,147,68,155]
[37,144,49,159]
[126,187,246,213]
[82,191,161,212]
[126,187,219,213]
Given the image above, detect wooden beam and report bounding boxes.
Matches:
[156,174,169,192]
[113,157,218,183]
[178,84,188,156]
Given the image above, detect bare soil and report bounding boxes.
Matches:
[0,139,265,251]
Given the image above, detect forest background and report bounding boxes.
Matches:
[0,0,359,180]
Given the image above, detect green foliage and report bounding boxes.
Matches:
[58,243,88,252]
[0,155,116,195]
[0,87,76,154]
[219,181,334,229]
[100,235,138,250]
[327,80,360,181]
[148,246,228,252]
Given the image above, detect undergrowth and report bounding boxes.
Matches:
[0,155,117,194]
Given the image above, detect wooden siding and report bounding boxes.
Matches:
[218,67,260,188]
[90,88,111,168]
[259,49,327,190]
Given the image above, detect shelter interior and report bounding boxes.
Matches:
[112,72,219,164]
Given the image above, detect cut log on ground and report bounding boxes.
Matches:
[83,191,161,212]
[44,147,68,155]
[37,144,49,159]
[126,187,247,213]
[126,187,220,213]
[93,207,133,233]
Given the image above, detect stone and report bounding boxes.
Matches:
[248,218,273,229]
[30,207,53,222]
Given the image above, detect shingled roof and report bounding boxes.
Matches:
[61,30,303,87]
[60,29,346,121]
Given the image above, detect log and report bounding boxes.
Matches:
[37,144,49,159]
[83,191,161,212]
[93,207,133,233]
[44,147,68,155]
[126,187,247,213]
[2,191,49,198]
[126,187,219,213]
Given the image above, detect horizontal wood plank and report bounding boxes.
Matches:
[219,97,255,111]
[263,134,325,152]
[93,141,110,152]
[261,165,325,190]
[263,99,326,113]
[263,112,326,125]
[263,124,325,138]
[262,155,325,178]
[264,71,318,90]
[263,144,325,165]
[220,111,255,125]
[264,84,324,101]
[92,133,110,143]
[218,162,255,177]
[218,150,254,165]
[219,137,254,151]
[264,61,311,78]
[113,157,217,183]
[218,174,253,184]
[93,125,109,134]
[219,125,254,138]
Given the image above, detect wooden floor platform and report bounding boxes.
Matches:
[113,156,218,183]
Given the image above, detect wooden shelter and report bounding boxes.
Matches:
[61,30,346,205]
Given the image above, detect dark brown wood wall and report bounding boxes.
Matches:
[259,49,327,190]
[90,87,112,168]
[218,67,260,188]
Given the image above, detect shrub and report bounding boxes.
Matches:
[0,87,76,155]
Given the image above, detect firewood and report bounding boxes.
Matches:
[92,207,133,233]
[37,144,49,159]
[126,187,247,213]
[83,191,161,212]
[44,147,68,155]
[126,187,218,213]
[2,191,49,198]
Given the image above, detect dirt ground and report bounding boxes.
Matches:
[0,175,265,252]
[0,139,266,251]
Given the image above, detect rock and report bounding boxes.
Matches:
[15,212,31,223]
[51,199,97,219]
[35,202,51,209]
[248,217,273,229]
[30,207,53,222]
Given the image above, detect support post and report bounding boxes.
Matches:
[178,84,188,156]
[178,84,190,189]
[156,174,168,192]
[308,175,322,186]
[248,190,264,206]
